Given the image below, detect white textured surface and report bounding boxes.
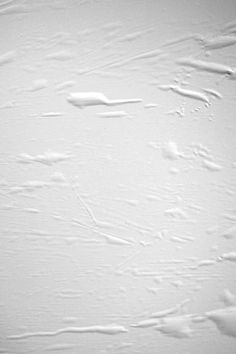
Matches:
[0,0,236,353]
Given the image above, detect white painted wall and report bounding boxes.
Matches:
[0,0,236,353]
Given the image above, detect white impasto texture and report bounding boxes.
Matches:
[0,0,236,353]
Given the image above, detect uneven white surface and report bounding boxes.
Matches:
[0,0,236,353]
